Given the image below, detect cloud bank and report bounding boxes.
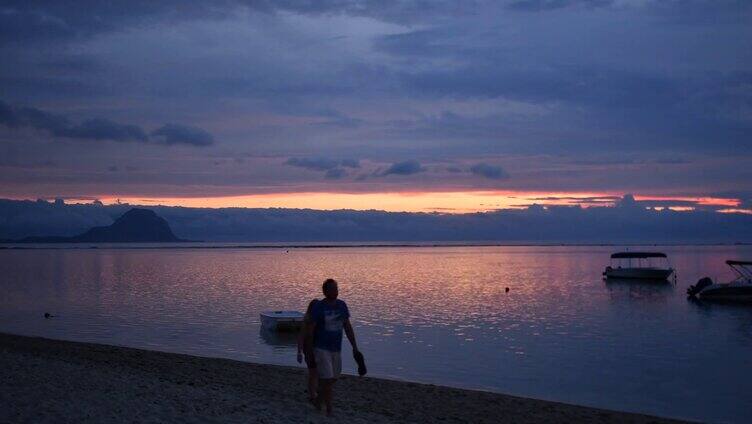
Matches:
[1,197,750,243]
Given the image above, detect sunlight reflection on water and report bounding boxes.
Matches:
[1,245,751,423]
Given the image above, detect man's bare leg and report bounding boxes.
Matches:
[308,370,318,403]
[320,378,336,416]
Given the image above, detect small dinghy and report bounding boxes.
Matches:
[260,310,304,332]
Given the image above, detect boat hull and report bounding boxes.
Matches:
[260,311,304,332]
[698,285,752,303]
[603,267,673,280]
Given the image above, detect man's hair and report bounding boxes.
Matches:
[322,278,337,294]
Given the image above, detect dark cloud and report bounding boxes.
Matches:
[507,0,612,12]
[340,158,360,168]
[374,28,466,59]
[569,157,688,166]
[0,101,146,142]
[644,0,752,25]
[653,158,689,165]
[0,100,69,133]
[151,124,214,146]
[381,65,752,153]
[285,157,360,172]
[370,13,752,153]
[528,194,730,210]
[310,113,364,129]
[285,157,339,171]
[398,66,680,108]
[380,160,424,176]
[2,1,747,51]
[0,155,58,169]
[470,163,509,180]
[1,101,212,146]
[503,0,752,24]
[0,0,484,47]
[0,2,231,46]
[324,168,348,179]
[61,119,148,143]
[529,196,619,203]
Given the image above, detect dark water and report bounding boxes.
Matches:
[1,245,751,423]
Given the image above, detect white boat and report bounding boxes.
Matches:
[603,252,674,280]
[687,260,752,302]
[260,310,305,332]
[259,327,298,346]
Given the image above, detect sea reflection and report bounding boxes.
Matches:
[604,278,674,302]
[1,245,751,423]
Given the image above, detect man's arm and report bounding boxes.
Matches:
[305,319,316,342]
[297,322,306,353]
[297,319,315,363]
[344,318,358,352]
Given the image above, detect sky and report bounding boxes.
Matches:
[1,0,751,213]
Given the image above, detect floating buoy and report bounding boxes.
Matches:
[505,287,510,293]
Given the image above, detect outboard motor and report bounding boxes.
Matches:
[687,277,713,297]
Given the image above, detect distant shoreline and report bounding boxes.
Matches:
[0,332,690,423]
[0,241,750,250]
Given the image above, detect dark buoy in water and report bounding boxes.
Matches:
[505,287,510,293]
[44,312,53,319]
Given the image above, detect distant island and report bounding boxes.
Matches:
[15,208,185,243]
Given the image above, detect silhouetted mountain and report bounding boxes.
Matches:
[18,208,184,243]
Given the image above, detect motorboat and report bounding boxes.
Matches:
[259,310,304,332]
[603,251,674,280]
[687,260,752,302]
[259,326,298,347]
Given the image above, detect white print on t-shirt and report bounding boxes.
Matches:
[324,310,344,332]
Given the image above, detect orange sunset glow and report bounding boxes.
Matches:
[71,191,744,213]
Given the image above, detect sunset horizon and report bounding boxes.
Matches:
[2,191,748,214]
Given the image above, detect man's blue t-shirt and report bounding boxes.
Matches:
[311,299,350,352]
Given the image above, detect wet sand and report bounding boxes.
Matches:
[0,332,689,423]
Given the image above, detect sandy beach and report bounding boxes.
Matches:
[0,332,690,423]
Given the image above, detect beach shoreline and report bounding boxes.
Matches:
[0,332,690,423]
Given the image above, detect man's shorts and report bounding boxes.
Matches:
[314,348,342,379]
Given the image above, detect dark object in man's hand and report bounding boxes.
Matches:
[353,350,367,376]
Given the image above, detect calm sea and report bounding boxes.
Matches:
[1,245,750,423]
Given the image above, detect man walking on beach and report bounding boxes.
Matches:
[306,278,360,416]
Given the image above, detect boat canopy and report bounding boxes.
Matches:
[727,260,752,280]
[611,252,667,259]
